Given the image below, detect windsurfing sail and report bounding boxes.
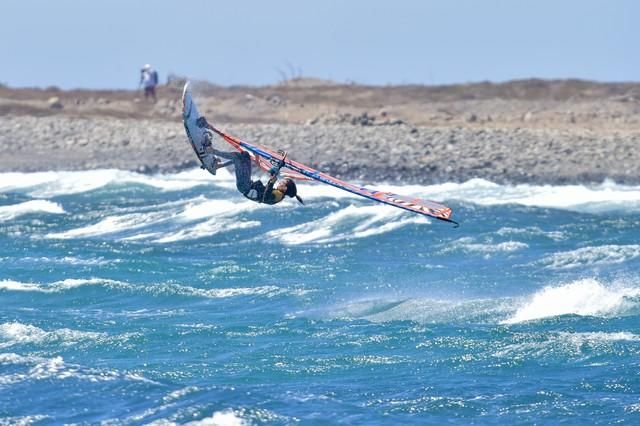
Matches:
[207,122,457,226]
[182,82,457,226]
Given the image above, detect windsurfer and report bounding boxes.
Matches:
[205,145,304,205]
[182,82,455,225]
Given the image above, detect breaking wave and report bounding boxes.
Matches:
[444,237,528,254]
[328,278,640,325]
[538,245,640,269]
[428,178,640,212]
[0,278,129,293]
[46,197,263,242]
[492,331,640,361]
[0,200,64,221]
[0,169,214,197]
[503,278,640,324]
[0,322,108,348]
[0,278,287,299]
[329,297,512,324]
[0,352,154,386]
[2,169,640,214]
[266,204,429,245]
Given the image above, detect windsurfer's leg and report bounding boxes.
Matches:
[209,148,237,160]
[196,117,235,160]
[232,151,252,194]
[217,160,233,169]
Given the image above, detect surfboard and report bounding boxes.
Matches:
[181,83,221,175]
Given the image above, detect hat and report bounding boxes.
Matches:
[143,64,151,70]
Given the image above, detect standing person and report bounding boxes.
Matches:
[139,64,159,101]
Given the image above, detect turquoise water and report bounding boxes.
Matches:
[2,169,640,425]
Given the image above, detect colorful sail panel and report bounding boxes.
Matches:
[208,126,313,181]
[208,125,456,225]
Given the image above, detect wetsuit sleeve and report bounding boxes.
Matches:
[261,177,285,204]
[262,176,277,203]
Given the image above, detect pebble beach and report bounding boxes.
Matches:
[1,79,639,185]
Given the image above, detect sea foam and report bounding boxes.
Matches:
[0,278,128,293]
[428,178,640,212]
[0,169,212,197]
[444,237,528,255]
[539,245,640,269]
[0,352,154,386]
[0,278,287,299]
[4,169,640,213]
[266,204,429,245]
[0,322,107,348]
[184,410,249,426]
[46,197,263,242]
[492,331,640,362]
[503,278,640,324]
[0,200,64,221]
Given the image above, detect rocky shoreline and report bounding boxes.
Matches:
[1,80,639,185]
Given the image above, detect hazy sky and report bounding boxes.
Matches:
[2,0,637,89]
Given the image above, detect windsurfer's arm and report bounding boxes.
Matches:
[262,176,277,203]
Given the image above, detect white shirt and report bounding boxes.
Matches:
[141,70,156,88]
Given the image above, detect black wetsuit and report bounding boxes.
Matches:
[244,177,284,204]
[211,149,284,204]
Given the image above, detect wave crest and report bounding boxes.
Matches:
[503,278,640,324]
[0,200,64,222]
[539,245,640,269]
[0,278,287,299]
[266,204,428,245]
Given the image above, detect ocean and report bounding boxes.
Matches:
[1,168,640,425]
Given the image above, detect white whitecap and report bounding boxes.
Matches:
[0,200,64,222]
[493,331,640,361]
[184,407,289,426]
[0,415,50,426]
[496,226,566,241]
[266,204,428,245]
[46,197,264,242]
[184,410,248,426]
[149,198,263,243]
[445,237,528,254]
[557,331,640,342]
[0,280,44,292]
[0,352,156,386]
[0,322,107,348]
[503,278,640,324]
[179,198,263,220]
[539,245,640,269]
[0,169,215,198]
[331,297,510,324]
[424,178,640,213]
[0,278,128,293]
[154,218,260,243]
[0,278,287,300]
[162,386,200,403]
[46,211,170,239]
[148,283,283,299]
